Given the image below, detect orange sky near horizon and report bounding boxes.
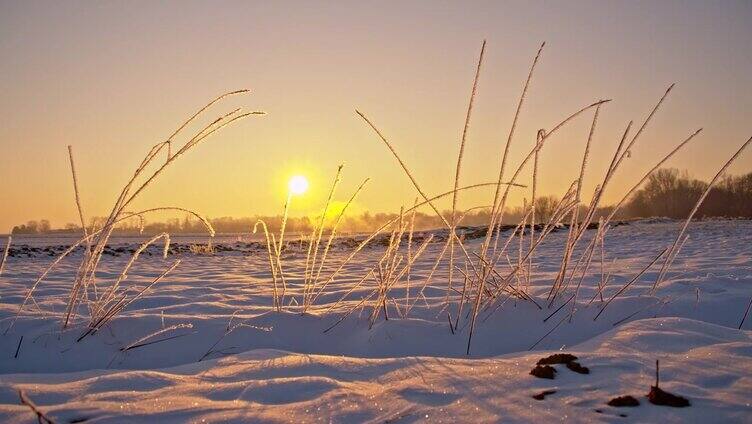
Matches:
[1,1,751,232]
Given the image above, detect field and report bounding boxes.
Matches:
[0,219,751,423]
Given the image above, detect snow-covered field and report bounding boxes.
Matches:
[1,220,751,423]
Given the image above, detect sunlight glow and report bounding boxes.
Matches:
[288,175,309,196]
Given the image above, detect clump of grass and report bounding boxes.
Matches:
[78,258,182,342]
[309,181,520,309]
[368,223,435,327]
[253,164,368,313]
[7,90,263,336]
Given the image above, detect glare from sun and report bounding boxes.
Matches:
[288,175,309,195]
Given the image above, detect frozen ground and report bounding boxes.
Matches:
[0,220,750,422]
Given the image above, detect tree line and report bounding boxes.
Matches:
[12,168,752,235]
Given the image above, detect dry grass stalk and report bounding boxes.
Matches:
[121,323,194,352]
[67,146,89,242]
[529,313,567,350]
[405,197,418,309]
[488,99,610,259]
[323,288,378,333]
[303,165,344,307]
[312,178,370,289]
[405,229,453,315]
[68,145,96,302]
[527,130,544,287]
[565,89,686,287]
[588,259,616,305]
[0,235,10,277]
[253,220,284,311]
[483,183,578,302]
[485,42,545,257]
[448,39,486,310]
[278,184,294,258]
[548,103,602,304]
[739,294,752,330]
[604,128,702,227]
[454,263,470,330]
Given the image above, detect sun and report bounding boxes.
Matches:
[288,175,309,195]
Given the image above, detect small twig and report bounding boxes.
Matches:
[593,248,667,321]
[529,314,567,350]
[199,321,270,362]
[543,294,575,323]
[611,297,667,327]
[121,332,194,352]
[739,294,752,330]
[14,335,23,358]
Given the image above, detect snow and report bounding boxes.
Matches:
[0,220,751,422]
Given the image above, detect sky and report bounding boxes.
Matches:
[1,0,751,231]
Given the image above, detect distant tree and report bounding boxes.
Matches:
[623,168,752,219]
[625,169,705,218]
[39,220,51,233]
[62,223,81,233]
[535,196,560,224]
[27,220,39,233]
